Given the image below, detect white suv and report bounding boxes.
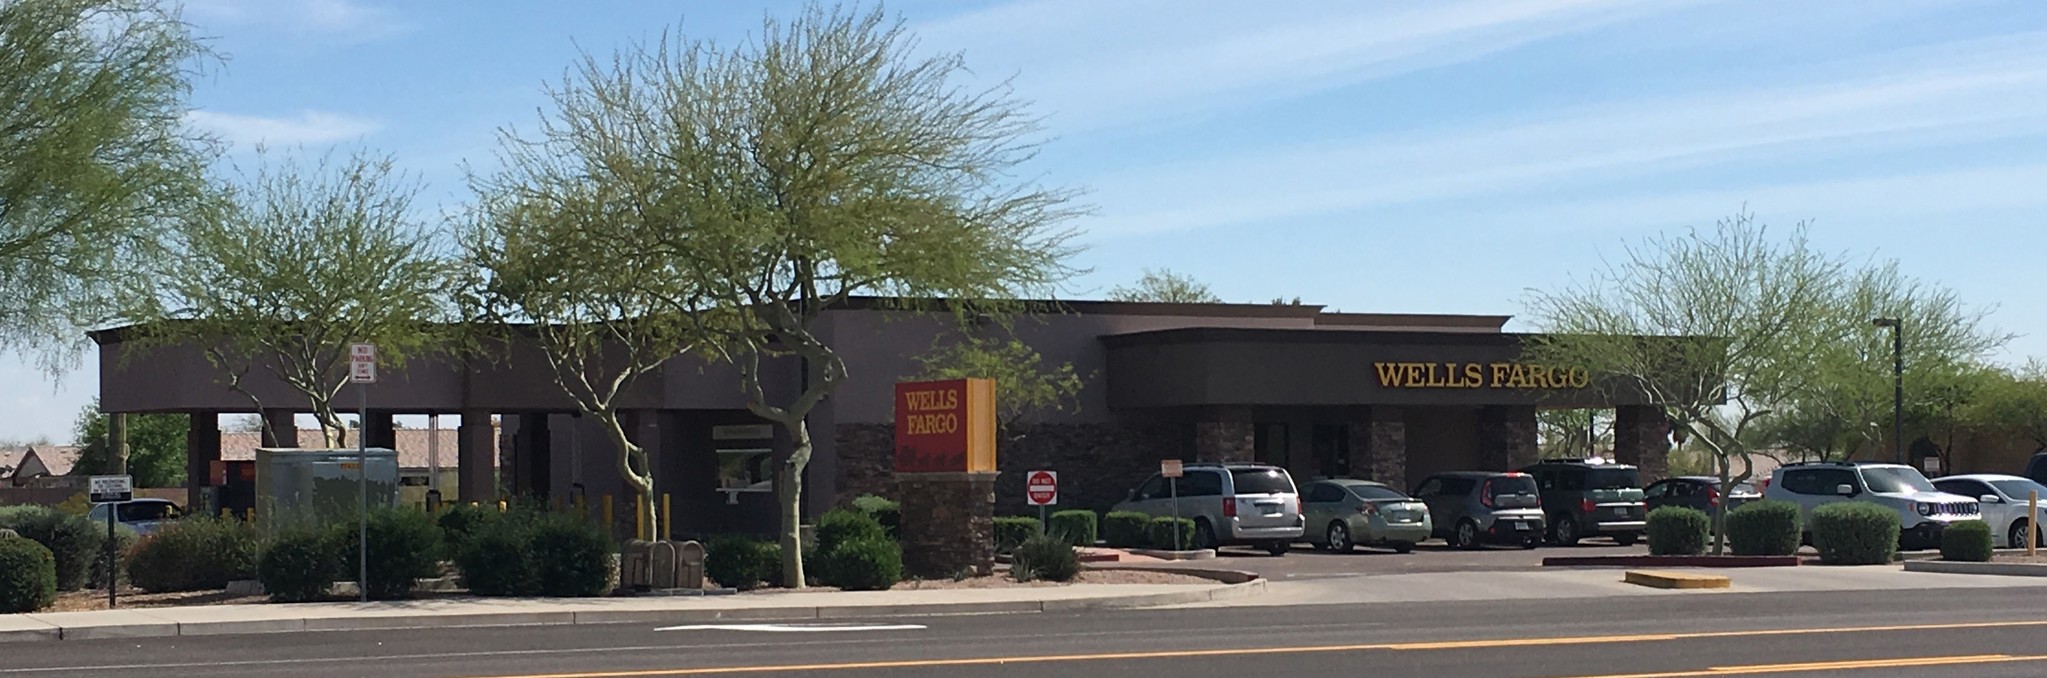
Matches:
[1112,463,1304,555]
[1762,461,1980,549]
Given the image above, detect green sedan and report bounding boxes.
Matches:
[1301,479,1434,553]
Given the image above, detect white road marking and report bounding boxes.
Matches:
[655,623,928,633]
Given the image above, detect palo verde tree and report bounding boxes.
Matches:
[134,150,456,448]
[915,323,1086,445]
[1522,213,1849,554]
[1967,361,2047,452]
[0,0,213,370]
[551,6,1082,586]
[1106,269,1219,304]
[463,146,724,541]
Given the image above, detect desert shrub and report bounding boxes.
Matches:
[0,536,57,613]
[332,507,444,599]
[437,503,496,555]
[88,524,139,590]
[1147,517,1196,550]
[820,537,901,591]
[259,529,339,602]
[528,512,613,597]
[1048,510,1098,547]
[1010,533,1082,583]
[1940,520,1994,563]
[1725,500,1802,556]
[814,509,888,557]
[992,517,1041,553]
[705,536,780,591]
[1646,506,1710,556]
[454,517,538,596]
[850,495,900,538]
[1,507,104,591]
[1811,502,1900,565]
[127,517,265,592]
[1101,511,1151,548]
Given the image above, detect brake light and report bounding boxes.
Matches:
[1758,478,1771,492]
[1357,502,1378,516]
[1480,481,1495,508]
[1580,498,1597,513]
[1223,496,1237,518]
[1707,486,1721,508]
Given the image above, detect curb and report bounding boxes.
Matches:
[1904,560,2047,577]
[1622,570,1731,590]
[0,579,1264,642]
[1544,555,1800,568]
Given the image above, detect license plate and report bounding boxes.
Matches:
[1513,521,1530,530]
[1615,507,1629,516]
[1392,512,1415,523]
[1260,505,1280,515]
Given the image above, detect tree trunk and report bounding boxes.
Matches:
[594,409,656,541]
[778,418,813,588]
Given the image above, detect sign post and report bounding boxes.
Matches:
[1025,470,1057,533]
[349,343,376,602]
[89,475,132,608]
[2031,491,2039,557]
[1161,460,1184,551]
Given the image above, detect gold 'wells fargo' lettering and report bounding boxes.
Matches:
[1373,362,1591,389]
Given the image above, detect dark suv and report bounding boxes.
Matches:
[1410,472,1546,549]
[1520,459,1647,546]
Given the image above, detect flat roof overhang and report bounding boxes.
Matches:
[1100,327,1652,409]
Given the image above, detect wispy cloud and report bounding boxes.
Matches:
[1077,31,2047,239]
[180,0,412,42]
[917,0,1680,133]
[185,110,383,147]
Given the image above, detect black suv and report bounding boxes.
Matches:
[1520,459,1647,546]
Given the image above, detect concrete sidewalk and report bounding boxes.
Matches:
[0,579,1263,642]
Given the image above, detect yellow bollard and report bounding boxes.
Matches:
[634,495,646,541]
[497,499,507,513]
[574,494,586,520]
[662,493,672,542]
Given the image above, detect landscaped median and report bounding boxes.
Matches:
[0,569,1262,642]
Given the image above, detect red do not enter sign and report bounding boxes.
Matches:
[1025,470,1057,506]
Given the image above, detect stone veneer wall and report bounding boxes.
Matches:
[897,472,996,578]
[836,422,1184,515]
[1613,405,1672,482]
[1193,420,1253,463]
[1478,406,1540,471]
[1346,407,1407,490]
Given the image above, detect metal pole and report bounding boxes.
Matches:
[1891,322,1905,465]
[2031,491,2039,557]
[106,506,116,609]
[358,385,368,602]
[1170,477,1181,551]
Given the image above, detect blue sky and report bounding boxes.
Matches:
[8,0,2047,443]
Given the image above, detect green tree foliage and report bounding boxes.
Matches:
[0,0,213,370]
[1537,409,1609,459]
[1107,269,1219,304]
[131,150,458,448]
[70,398,187,486]
[1966,361,2047,449]
[915,332,1085,439]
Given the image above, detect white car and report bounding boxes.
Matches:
[1932,474,2047,548]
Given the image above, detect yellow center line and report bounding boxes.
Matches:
[458,619,2047,678]
[1569,653,2047,678]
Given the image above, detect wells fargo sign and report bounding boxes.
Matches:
[893,378,996,473]
[1373,362,1590,390]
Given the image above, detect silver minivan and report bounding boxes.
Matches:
[1111,463,1305,555]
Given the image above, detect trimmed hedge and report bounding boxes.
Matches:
[127,517,265,593]
[993,516,1042,553]
[850,495,900,539]
[1048,510,1098,547]
[333,507,444,599]
[0,536,57,613]
[454,518,538,596]
[529,513,614,597]
[1102,511,1151,548]
[259,529,339,603]
[1726,500,1802,556]
[88,524,138,590]
[1940,520,1994,562]
[437,503,495,554]
[1010,534,1081,583]
[1148,517,1196,551]
[1811,502,1900,565]
[1646,506,1710,556]
[0,507,103,591]
[821,537,901,591]
[706,536,780,591]
[815,509,888,557]
[453,508,614,597]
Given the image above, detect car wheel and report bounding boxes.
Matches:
[1613,532,1638,547]
[1555,517,1582,546]
[1193,520,1219,551]
[1521,535,1541,550]
[1453,520,1482,550]
[1265,541,1291,556]
[1326,522,1354,553]
[1392,542,1415,554]
[2012,520,2039,550]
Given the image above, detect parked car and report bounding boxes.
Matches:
[2023,451,2047,486]
[1932,474,2047,548]
[1762,461,1979,549]
[1300,479,1432,553]
[86,498,183,536]
[1409,471,1545,550]
[1520,459,1647,546]
[1645,476,1761,521]
[1112,462,1304,555]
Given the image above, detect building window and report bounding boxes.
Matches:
[717,448,775,493]
[1313,425,1350,480]
[1254,423,1288,467]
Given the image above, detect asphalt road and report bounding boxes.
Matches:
[8,585,2047,678]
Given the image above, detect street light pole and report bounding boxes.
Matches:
[1873,318,1904,465]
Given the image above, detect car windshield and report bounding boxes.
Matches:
[1229,468,1294,495]
[1862,467,1937,494]
[1487,476,1539,497]
[1992,479,2047,500]
[1586,468,1640,490]
[1349,484,1406,501]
